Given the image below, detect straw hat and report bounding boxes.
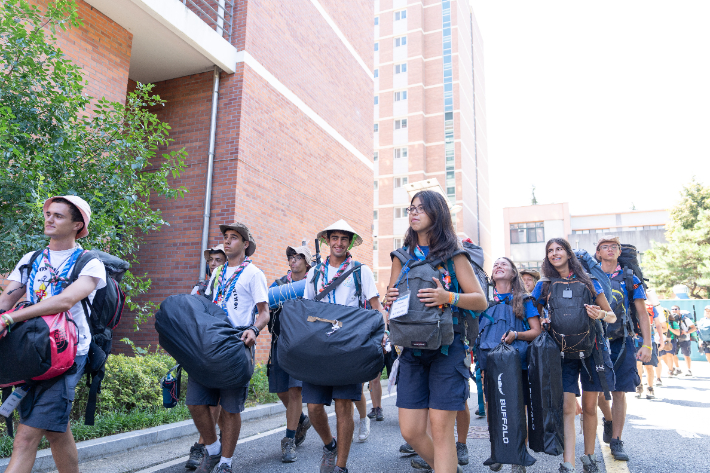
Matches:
[287,245,314,264]
[519,269,541,280]
[316,220,363,248]
[43,195,92,239]
[218,222,257,256]
[203,244,226,262]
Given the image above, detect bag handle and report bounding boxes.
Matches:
[314,263,362,302]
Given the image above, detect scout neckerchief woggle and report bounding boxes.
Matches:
[29,246,84,303]
[318,253,352,304]
[212,258,251,311]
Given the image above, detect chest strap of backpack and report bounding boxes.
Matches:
[313,263,363,303]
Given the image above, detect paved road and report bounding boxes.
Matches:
[60,363,710,473]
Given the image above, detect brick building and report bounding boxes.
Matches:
[33,0,375,362]
[372,0,491,292]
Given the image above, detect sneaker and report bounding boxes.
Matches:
[669,369,677,377]
[281,437,297,463]
[580,454,600,473]
[367,407,377,419]
[475,408,486,418]
[333,467,348,473]
[685,370,693,377]
[357,417,370,442]
[610,438,630,461]
[320,445,337,473]
[602,417,612,444]
[511,466,527,473]
[295,415,312,447]
[559,462,576,473]
[211,463,232,473]
[655,378,663,386]
[635,384,644,398]
[489,463,503,472]
[456,442,469,465]
[411,456,432,471]
[194,446,220,473]
[646,387,655,399]
[375,407,384,421]
[185,443,204,470]
[399,442,415,455]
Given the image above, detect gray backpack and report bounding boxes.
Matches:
[388,249,454,350]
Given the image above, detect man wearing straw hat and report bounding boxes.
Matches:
[188,222,269,473]
[268,244,315,463]
[302,220,386,473]
[0,195,106,473]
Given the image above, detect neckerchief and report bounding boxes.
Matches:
[493,288,511,303]
[608,264,622,280]
[213,258,251,311]
[318,253,352,304]
[286,270,293,283]
[29,247,83,304]
[411,245,451,290]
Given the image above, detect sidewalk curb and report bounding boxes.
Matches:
[0,402,286,473]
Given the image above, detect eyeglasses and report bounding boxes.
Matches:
[288,255,305,262]
[407,205,425,215]
[599,244,619,251]
[671,308,680,311]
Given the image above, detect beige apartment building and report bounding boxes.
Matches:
[372,0,491,293]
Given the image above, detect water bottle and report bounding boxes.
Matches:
[384,336,392,353]
[161,372,178,408]
[0,385,29,418]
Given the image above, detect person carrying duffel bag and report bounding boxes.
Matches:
[0,195,106,472]
[278,220,386,473]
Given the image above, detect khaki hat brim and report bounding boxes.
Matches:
[219,222,257,256]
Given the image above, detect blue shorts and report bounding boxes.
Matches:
[301,382,362,406]
[659,338,677,357]
[186,377,248,414]
[19,354,87,433]
[268,342,302,394]
[396,334,470,411]
[561,350,615,396]
[634,338,659,367]
[677,340,692,357]
[609,337,641,392]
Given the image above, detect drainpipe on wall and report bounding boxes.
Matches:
[198,66,222,282]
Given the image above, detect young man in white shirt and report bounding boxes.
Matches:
[188,222,269,473]
[302,220,386,473]
[0,195,106,473]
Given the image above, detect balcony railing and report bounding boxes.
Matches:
[182,0,235,42]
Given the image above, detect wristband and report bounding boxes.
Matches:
[642,345,652,350]
[248,325,260,338]
[1,314,14,326]
[514,331,518,340]
[453,293,460,307]
[448,292,455,305]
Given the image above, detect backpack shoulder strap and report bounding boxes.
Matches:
[390,248,411,265]
[314,263,362,302]
[69,250,99,283]
[17,250,44,288]
[311,263,322,292]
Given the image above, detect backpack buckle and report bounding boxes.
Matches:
[326,321,340,336]
[596,364,605,373]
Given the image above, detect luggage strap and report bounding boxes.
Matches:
[2,387,13,437]
[314,264,362,302]
[591,321,612,401]
[307,316,343,328]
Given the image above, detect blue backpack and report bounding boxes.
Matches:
[476,297,531,371]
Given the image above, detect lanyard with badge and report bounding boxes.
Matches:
[390,262,413,320]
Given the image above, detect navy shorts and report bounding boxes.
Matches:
[186,377,248,414]
[702,341,710,354]
[659,338,677,356]
[396,334,470,411]
[634,338,659,367]
[609,337,641,392]
[561,350,616,396]
[268,343,302,394]
[677,340,692,357]
[301,382,362,406]
[19,354,87,433]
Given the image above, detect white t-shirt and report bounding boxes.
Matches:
[9,248,107,356]
[205,262,268,327]
[304,261,379,307]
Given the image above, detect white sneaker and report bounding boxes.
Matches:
[357,417,370,442]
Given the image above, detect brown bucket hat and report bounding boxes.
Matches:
[203,244,226,262]
[287,245,314,264]
[596,235,621,251]
[218,221,257,256]
[519,268,540,280]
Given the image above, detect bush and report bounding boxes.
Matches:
[246,364,278,407]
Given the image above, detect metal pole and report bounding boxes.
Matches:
[216,0,225,36]
[199,66,221,282]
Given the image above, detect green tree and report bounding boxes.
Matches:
[645,179,710,299]
[0,0,187,326]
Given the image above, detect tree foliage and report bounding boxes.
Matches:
[645,178,710,299]
[0,0,188,326]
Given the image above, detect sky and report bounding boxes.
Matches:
[468,1,710,256]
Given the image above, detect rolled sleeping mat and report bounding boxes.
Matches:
[268,279,307,309]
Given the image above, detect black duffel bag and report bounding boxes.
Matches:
[527,330,564,456]
[278,296,385,386]
[155,294,253,389]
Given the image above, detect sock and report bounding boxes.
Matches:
[299,412,306,423]
[286,429,296,439]
[325,438,337,451]
[219,456,232,467]
[206,439,221,456]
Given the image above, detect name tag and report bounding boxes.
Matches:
[389,291,411,320]
[563,288,573,299]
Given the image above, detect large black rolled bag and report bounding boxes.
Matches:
[277,298,385,386]
[155,294,254,389]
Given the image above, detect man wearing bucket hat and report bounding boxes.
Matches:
[301,220,386,473]
[0,196,107,473]
[519,268,540,294]
[191,245,227,297]
[268,244,314,463]
[187,222,269,473]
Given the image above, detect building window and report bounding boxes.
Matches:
[394,147,408,159]
[375,16,379,26]
[374,123,379,132]
[394,238,404,249]
[395,63,407,74]
[374,96,379,105]
[394,176,408,188]
[373,271,378,282]
[510,222,545,244]
[373,238,379,250]
[394,207,409,219]
[374,69,379,78]
[375,42,379,51]
[394,91,407,102]
[374,180,378,190]
[395,36,407,47]
[374,210,379,219]
[517,261,542,272]
[374,151,378,161]
[394,118,408,129]
[395,10,407,21]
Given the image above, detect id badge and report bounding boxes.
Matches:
[563,288,573,299]
[389,291,411,320]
